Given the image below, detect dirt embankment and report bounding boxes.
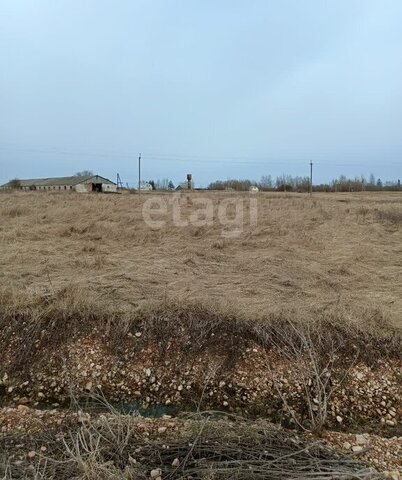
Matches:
[1,287,401,434]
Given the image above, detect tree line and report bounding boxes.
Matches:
[5,173,401,193]
[207,174,401,192]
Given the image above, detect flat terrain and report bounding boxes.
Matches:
[0,190,401,328]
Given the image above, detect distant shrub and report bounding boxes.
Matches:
[1,206,29,217]
[375,208,402,225]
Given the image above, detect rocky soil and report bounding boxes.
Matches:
[1,327,401,431]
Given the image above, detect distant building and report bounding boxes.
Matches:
[1,175,117,193]
[139,181,153,191]
[176,175,194,190]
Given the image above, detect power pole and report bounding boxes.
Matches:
[116,173,123,190]
[138,153,141,195]
[309,161,313,196]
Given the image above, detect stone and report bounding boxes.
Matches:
[351,446,363,453]
[383,472,401,480]
[157,427,167,434]
[172,458,180,467]
[17,405,30,413]
[355,434,367,445]
[27,451,36,458]
[342,442,352,450]
[150,468,162,479]
[336,416,343,423]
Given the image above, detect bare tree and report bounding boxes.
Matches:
[74,171,94,177]
[7,178,21,189]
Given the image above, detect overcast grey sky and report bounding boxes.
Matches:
[1,0,401,186]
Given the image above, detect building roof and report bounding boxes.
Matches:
[1,175,116,188]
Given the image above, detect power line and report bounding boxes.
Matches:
[0,143,401,169]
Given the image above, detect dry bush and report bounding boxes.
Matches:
[0,206,30,218]
[265,320,357,432]
[356,206,371,218]
[357,204,402,225]
[375,207,402,225]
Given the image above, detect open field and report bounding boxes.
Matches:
[0,190,401,478]
[0,190,401,327]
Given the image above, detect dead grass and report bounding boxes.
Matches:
[0,190,401,329]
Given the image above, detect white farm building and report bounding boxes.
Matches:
[1,175,117,193]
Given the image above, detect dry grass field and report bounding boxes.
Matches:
[0,190,401,328]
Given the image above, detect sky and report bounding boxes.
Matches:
[0,0,401,187]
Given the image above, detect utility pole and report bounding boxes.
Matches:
[138,153,141,195]
[309,161,313,196]
[116,173,123,190]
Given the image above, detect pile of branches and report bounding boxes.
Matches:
[141,413,379,479]
[1,411,380,479]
